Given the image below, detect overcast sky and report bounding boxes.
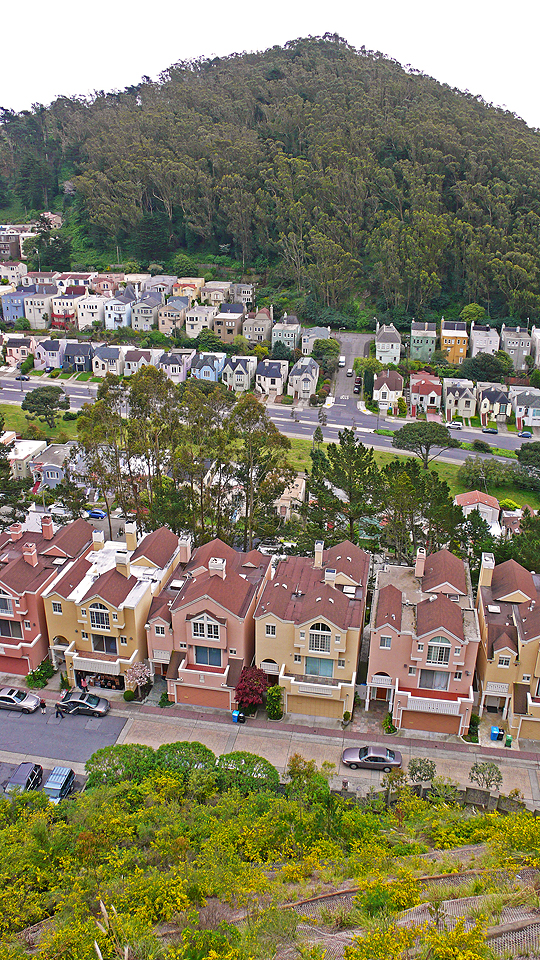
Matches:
[2,0,538,129]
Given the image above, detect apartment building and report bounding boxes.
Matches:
[440,319,468,364]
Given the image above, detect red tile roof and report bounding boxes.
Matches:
[130,527,179,569]
[422,549,467,596]
[375,584,402,630]
[416,594,464,641]
[491,560,536,602]
[455,490,500,510]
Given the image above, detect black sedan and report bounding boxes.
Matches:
[57,690,110,717]
[341,745,402,772]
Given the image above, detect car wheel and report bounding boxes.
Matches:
[348,763,358,770]
[93,711,101,717]
[22,708,31,714]
[383,766,391,773]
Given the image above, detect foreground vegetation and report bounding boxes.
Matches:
[2,742,540,959]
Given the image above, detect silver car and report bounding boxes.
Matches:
[57,690,110,717]
[341,745,402,772]
[0,687,40,714]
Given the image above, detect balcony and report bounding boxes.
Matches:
[173,656,230,690]
[395,682,473,717]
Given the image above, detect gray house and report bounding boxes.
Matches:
[500,324,532,371]
[375,322,401,365]
[29,442,84,490]
[288,356,319,400]
[301,326,331,356]
[221,355,257,393]
[62,341,94,372]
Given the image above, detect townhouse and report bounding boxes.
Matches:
[172,277,205,302]
[510,389,540,431]
[143,276,177,297]
[0,262,27,285]
[301,326,331,356]
[44,524,182,688]
[221,355,257,393]
[124,349,154,377]
[62,341,94,372]
[131,292,162,332]
[92,345,126,378]
[288,356,320,401]
[375,322,401,365]
[157,297,190,336]
[476,553,540,740]
[271,314,302,351]
[373,370,404,414]
[76,294,110,330]
[409,371,442,416]
[29,442,83,491]
[200,280,231,306]
[477,384,511,425]
[410,321,437,362]
[21,271,58,288]
[367,548,479,735]
[443,377,477,421]
[242,307,273,343]
[501,324,532,372]
[104,285,137,330]
[469,322,500,357]
[213,303,246,345]
[255,540,370,719]
[50,287,86,329]
[454,491,501,537]
[34,338,65,370]
[190,352,227,382]
[184,304,218,338]
[9,440,48,479]
[54,273,96,293]
[0,516,94,675]
[255,359,289,395]
[158,350,195,383]
[531,325,540,368]
[5,335,37,366]
[147,538,271,708]
[2,288,28,324]
[23,284,58,329]
[91,274,124,296]
[440,319,468,364]
[230,282,255,308]
[275,474,306,521]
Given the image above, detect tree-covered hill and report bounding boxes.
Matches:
[2,33,540,318]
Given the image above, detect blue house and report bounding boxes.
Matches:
[2,287,32,323]
[190,352,227,382]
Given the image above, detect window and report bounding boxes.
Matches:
[419,669,449,691]
[427,636,450,665]
[337,658,345,668]
[52,601,62,615]
[82,631,88,639]
[300,631,305,640]
[294,653,302,663]
[305,657,333,678]
[0,592,13,616]
[92,634,117,655]
[454,647,461,656]
[408,666,416,676]
[90,603,110,630]
[309,622,331,653]
[454,671,462,681]
[120,636,127,646]
[179,642,187,650]
[417,643,424,652]
[192,621,205,637]
[335,634,341,645]
[81,610,86,617]
[112,612,118,622]
[24,620,31,630]
[498,655,511,668]
[155,625,165,636]
[379,635,392,649]
[229,648,237,655]
[195,646,221,667]
[523,674,531,682]
[192,617,219,640]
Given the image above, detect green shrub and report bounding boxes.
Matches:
[159,691,173,708]
[26,658,55,689]
[63,410,79,421]
[383,712,397,734]
[472,439,492,453]
[266,684,284,720]
[123,689,136,702]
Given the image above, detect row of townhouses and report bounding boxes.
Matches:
[2,516,539,741]
[372,367,540,430]
[377,319,539,371]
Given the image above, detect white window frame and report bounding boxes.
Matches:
[408,666,416,676]
[265,624,276,637]
[454,671,462,681]
[52,601,62,615]
[293,653,302,663]
[155,625,165,636]
[498,655,511,668]
[337,658,345,668]
[380,635,391,649]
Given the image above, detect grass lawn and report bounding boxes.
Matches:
[76,372,94,381]
[29,370,45,376]
[0,403,79,442]
[58,372,75,380]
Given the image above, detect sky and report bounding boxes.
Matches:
[2,0,538,129]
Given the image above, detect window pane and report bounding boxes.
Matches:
[305,657,333,678]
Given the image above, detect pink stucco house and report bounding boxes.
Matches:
[0,516,94,675]
[146,539,271,709]
[366,548,480,735]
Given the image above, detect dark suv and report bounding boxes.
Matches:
[5,762,43,794]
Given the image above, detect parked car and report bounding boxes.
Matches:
[42,766,75,804]
[0,687,40,714]
[346,368,354,377]
[15,374,30,381]
[482,426,498,434]
[4,762,43,794]
[88,509,107,519]
[355,375,362,384]
[57,690,110,717]
[341,745,402,772]
[44,366,54,373]
[353,385,360,394]
[448,421,462,429]
[518,431,533,439]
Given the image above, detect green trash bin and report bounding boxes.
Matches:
[505,733,512,748]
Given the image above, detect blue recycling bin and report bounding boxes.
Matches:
[232,710,246,724]
[491,725,499,741]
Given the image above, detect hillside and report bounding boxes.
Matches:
[2,35,540,319]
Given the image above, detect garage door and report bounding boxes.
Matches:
[401,711,460,734]
[287,694,343,719]
[173,684,231,710]
[0,656,28,676]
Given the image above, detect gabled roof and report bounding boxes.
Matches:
[374,370,403,391]
[422,549,467,596]
[94,346,121,360]
[290,357,319,378]
[125,350,151,362]
[130,527,178,569]
[487,621,518,658]
[257,360,285,377]
[376,323,401,343]
[375,584,402,630]
[39,340,62,352]
[455,490,500,511]
[80,565,142,607]
[491,559,536,602]
[64,342,93,356]
[416,594,464,641]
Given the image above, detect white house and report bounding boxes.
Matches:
[375,323,401,365]
[470,322,500,357]
[373,370,404,413]
[184,304,218,338]
[288,356,319,400]
[454,490,501,537]
[76,294,109,330]
[255,359,289,395]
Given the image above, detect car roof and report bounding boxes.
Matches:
[9,762,37,782]
[45,766,73,784]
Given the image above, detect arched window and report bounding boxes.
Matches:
[309,622,331,654]
[89,602,110,630]
[426,635,450,665]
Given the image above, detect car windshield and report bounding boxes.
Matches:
[44,786,61,798]
[358,747,368,758]
[12,691,25,702]
[386,750,395,760]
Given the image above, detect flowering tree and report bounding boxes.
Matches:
[234,666,269,710]
[127,661,152,690]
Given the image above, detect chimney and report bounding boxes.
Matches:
[415,547,426,579]
[478,552,495,589]
[314,540,324,569]
[124,522,137,552]
[208,557,226,579]
[92,530,105,551]
[23,542,38,567]
[10,523,23,542]
[178,538,191,564]
[325,568,337,588]
[41,514,54,540]
[115,550,130,579]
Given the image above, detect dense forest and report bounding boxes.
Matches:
[2,34,540,320]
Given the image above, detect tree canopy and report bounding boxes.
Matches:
[391,421,458,468]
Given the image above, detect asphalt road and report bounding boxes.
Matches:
[0,707,126,764]
[0,372,98,410]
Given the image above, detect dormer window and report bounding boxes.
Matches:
[90,603,110,630]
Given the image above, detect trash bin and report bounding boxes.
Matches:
[505,733,512,748]
[232,710,246,724]
[497,728,504,741]
[490,725,499,742]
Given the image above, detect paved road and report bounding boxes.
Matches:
[0,708,126,769]
[0,372,98,410]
